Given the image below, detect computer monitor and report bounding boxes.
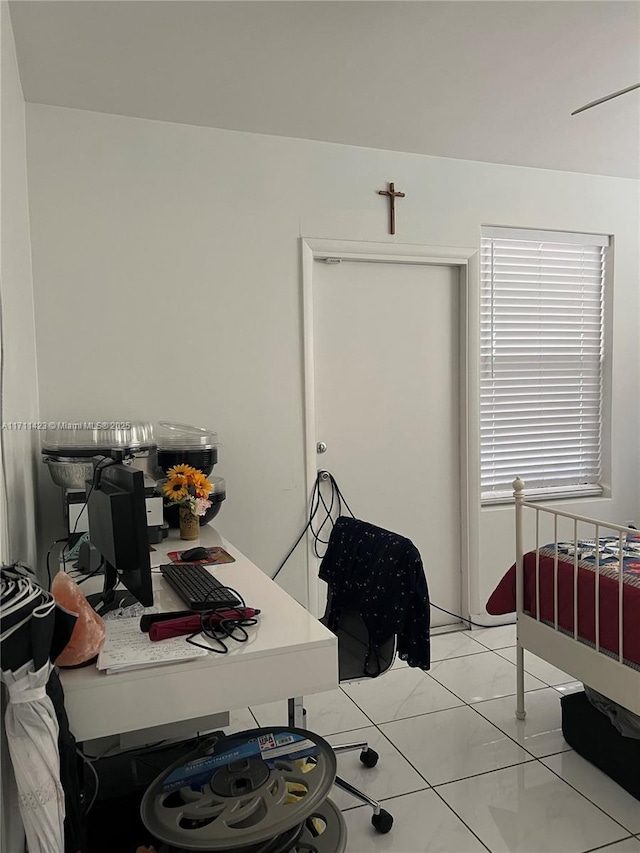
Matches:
[86,456,153,613]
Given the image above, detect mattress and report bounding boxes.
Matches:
[486,534,640,667]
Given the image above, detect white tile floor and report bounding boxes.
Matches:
[234,626,640,853]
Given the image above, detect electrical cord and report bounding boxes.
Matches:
[60,456,119,568]
[76,747,100,813]
[186,586,259,654]
[277,468,495,629]
[82,738,171,763]
[430,603,494,630]
[46,538,69,588]
[76,558,105,586]
[271,471,354,581]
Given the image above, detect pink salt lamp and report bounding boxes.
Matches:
[51,571,106,666]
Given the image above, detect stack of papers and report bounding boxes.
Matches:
[97,617,209,674]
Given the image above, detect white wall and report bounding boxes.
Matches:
[1,3,38,848]
[24,104,640,614]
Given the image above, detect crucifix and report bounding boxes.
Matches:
[377,182,405,235]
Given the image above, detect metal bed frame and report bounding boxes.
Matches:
[513,477,640,721]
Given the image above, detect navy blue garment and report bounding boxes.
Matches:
[319,517,430,673]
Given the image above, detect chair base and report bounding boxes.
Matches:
[300,715,394,832]
[334,775,393,833]
[332,743,393,834]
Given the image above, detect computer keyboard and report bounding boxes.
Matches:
[159,563,241,611]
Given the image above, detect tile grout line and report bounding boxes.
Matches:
[369,709,494,853]
[296,641,634,848]
[582,835,636,853]
[430,755,539,790]
[333,668,633,844]
[342,655,564,778]
[425,649,551,698]
[364,678,632,852]
[368,702,536,791]
[465,699,550,762]
[540,758,639,838]
[429,786,494,853]
[342,691,465,726]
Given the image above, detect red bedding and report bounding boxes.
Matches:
[487,546,640,668]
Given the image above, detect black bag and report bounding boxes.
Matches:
[561,690,640,800]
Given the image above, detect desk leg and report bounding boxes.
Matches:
[287,697,306,729]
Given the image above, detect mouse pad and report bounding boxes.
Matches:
[167,547,235,566]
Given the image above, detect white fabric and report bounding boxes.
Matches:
[2,661,65,853]
[1,685,25,853]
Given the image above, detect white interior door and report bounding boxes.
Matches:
[312,258,462,627]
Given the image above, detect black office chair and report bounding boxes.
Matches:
[314,516,431,835]
[320,596,395,834]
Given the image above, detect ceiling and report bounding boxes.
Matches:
[9,0,640,178]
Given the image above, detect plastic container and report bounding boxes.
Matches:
[42,421,155,457]
[42,421,157,487]
[156,422,219,476]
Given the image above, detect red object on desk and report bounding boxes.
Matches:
[149,607,260,641]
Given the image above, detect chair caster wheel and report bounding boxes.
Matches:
[371,809,393,833]
[359,748,379,768]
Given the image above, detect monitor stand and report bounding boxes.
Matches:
[86,560,138,615]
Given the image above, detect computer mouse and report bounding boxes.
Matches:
[180,546,209,561]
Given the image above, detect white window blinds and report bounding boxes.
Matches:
[480,227,609,502]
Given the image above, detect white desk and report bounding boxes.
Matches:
[59,526,338,743]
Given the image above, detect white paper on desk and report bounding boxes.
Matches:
[97,617,209,674]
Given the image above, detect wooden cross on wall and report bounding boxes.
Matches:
[378,182,405,235]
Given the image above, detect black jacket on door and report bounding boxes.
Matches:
[319,516,431,674]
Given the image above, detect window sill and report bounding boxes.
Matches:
[482,486,605,507]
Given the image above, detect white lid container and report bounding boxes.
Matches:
[155,422,218,451]
[41,420,155,457]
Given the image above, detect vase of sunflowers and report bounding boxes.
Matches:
[161,464,213,540]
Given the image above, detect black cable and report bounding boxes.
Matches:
[58,455,118,585]
[76,558,105,586]
[430,603,495,630]
[275,468,495,631]
[60,456,118,567]
[76,748,100,813]
[186,586,259,654]
[46,538,69,588]
[271,471,355,581]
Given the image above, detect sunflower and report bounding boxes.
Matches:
[167,464,192,478]
[195,476,213,498]
[162,478,188,502]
